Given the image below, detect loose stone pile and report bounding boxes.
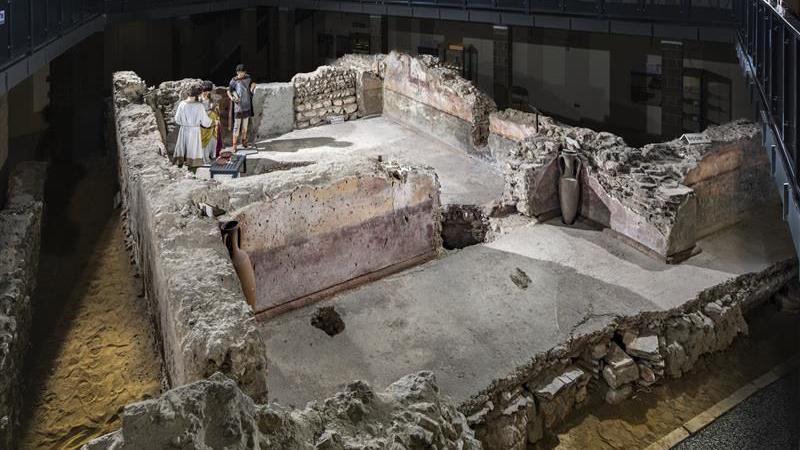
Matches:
[0,162,47,449]
[84,371,481,450]
[293,66,359,129]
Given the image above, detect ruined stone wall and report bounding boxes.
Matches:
[293,66,358,129]
[334,54,386,118]
[193,159,442,317]
[112,71,268,400]
[0,162,46,449]
[464,259,795,449]
[84,371,481,450]
[489,110,772,260]
[383,51,497,154]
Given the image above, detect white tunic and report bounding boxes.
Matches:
[174,100,212,168]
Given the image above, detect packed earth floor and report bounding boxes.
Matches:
[18,158,162,449]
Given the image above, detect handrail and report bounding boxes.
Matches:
[0,0,738,74]
[735,0,800,191]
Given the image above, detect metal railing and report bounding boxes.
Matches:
[0,0,103,69]
[0,0,740,73]
[311,0,736,23]
[735,0,800,253]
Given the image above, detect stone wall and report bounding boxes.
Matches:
[489,109,772,260]
[334,54,386,118]
[0,161,47,449]
[84,371,481,450]
[112,71,268,400]
[293,66,358,129]
[252,82,294,140]
[193,159,442,317]
[383,51,497,154]
[465,259,795,449]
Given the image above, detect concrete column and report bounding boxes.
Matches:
[240,8,265,79]
[277,8,296,81]
[493,25,512,109]
[661,40,684,139]
[174,16,202,79]
[0,94,8,206]
[370,15,388,54]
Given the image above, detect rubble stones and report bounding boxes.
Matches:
[602,362,639,390]
[626,334,661,360]
[0,162,47,450]
[83,371,482,450]
[605,385,633,405]
[292,66,358,129]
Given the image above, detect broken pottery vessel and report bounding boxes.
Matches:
[558,149,581,225]
[222,221,257,310]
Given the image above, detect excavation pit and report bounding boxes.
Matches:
[99,58,800,449]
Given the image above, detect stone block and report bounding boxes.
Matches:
[252,82,295,139]
[626,334,661,361]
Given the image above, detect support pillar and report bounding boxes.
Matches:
[277,7,295,81]
[174,16,202,79]
[241,8,259,77]
[661,40,684,139]
[370,15,388,54]
[493,25,512,110]
[0,95,8,206]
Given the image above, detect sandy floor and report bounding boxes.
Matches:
[549,304,800,449]
[17,159,163,450]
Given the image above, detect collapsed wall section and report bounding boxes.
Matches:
[194,159,443,317]
[112,71,268,400]
[383,51,497,154]
[0,162,47,449]
[490,109,772,260]
[84,371,481,450]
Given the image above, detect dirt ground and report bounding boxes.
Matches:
[17,159,163,449]
[548,303,800,450]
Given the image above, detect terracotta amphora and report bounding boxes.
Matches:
[558,150,582,225]
[222,221,257,310]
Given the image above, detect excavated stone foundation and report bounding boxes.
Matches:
[0,162,47,449]
[490,109,773,261]
[95,53,797,450]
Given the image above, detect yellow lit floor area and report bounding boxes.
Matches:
[17,159,163,450]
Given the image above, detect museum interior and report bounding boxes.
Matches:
[0,0,799,449]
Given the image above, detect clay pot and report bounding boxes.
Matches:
[558,150,582,225]
[221,221,257,310]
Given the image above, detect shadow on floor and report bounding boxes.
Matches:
[257,137,352,153]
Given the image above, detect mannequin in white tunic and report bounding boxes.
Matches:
[173,86,213,169]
